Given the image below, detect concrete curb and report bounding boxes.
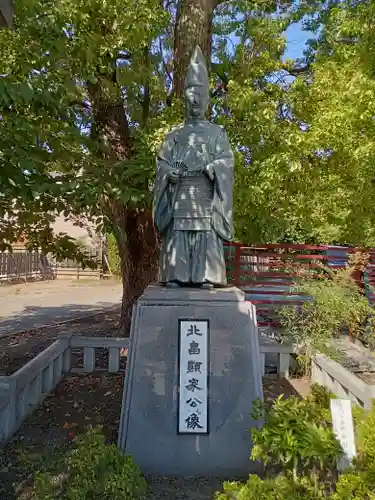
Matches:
[0,334,129,445]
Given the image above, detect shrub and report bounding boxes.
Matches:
[279,259,373,376]
[330,471,375,500]
[31,428,147,500]
[107,232,121,277]
[251,393,341,482]
[216,474,324,500]
[309,382,334,409]
[216,387,375,500]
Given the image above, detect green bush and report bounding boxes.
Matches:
[309,382,334,409]
[107,233,121,277]
[216,389,375,500]
[331,471,375,500]
[355,401,375,467]
[251,393,341,482]
[31,428,147,500]
[279,259,373,376]
[216,474,324,500]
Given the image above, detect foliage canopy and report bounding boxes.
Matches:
[2,0,375,251]
[1,0,375,318]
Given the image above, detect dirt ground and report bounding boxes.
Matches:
[0,373,124,500]
[0,282,310,499]
[0,372,307,500]
[0,308,123,376]
[0,279,122,337]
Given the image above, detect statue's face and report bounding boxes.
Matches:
[185,85,208,119]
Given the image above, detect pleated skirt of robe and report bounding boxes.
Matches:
[158,228,227,286]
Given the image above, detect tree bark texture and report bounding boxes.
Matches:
[113,205,159,333]
[89,77,158,333]
[88,0,218,331]
[173,0,221,96]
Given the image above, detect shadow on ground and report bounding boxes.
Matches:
[0,302,119,337]
[263,376,308,403]
[0,373,124,500]
[0,307,122,376]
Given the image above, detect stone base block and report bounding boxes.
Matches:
[118,285,263,477]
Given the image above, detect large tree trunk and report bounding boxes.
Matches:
[89,76,158,333]
[173,0,221,95]
[114,206,159,333]
[89,0,219,332]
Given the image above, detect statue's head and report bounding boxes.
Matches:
[184,46,209,120]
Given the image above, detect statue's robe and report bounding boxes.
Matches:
[154,120,234,286]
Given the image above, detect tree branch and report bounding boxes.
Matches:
[282,64,311,75]
[115,51,132,62]
[70,100,92,110]
[141,45,150,127]
[211,62,229,97]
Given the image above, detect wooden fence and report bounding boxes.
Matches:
[48,248,103,280]
[225,243,375,327]
[2,243,375,324]
[0,247,104,283]
[0,250,55,282]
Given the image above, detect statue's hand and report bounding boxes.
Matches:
[204,164,215,181]
[167,168,180,183]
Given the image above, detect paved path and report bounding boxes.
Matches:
[0,280,122,337]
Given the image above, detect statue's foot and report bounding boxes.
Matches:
[201,282,214,290]
[166,281,181,289]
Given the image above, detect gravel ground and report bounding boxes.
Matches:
[146,476,226,500]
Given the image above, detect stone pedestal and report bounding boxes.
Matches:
[118,285,263,477]
[0,0,13,27]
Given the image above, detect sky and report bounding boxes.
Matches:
[284,21,313,60]
[224,18,314,63]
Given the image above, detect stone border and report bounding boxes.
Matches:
[260,343,375,409]
[5,333,363,447]
[312,354,375,409]
[260,342,295,379]
[0,335,129,444]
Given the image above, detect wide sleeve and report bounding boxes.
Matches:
[209,128,234,242]
[153,134,177,234]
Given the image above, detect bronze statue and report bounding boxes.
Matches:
[154,46,234,289]
[0,0,13,27]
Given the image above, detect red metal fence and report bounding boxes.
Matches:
[224,243,375,327]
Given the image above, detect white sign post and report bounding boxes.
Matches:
[330,398,356,470]
[178,319,209,434]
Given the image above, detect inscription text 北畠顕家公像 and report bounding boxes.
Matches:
[178,319,209,434]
